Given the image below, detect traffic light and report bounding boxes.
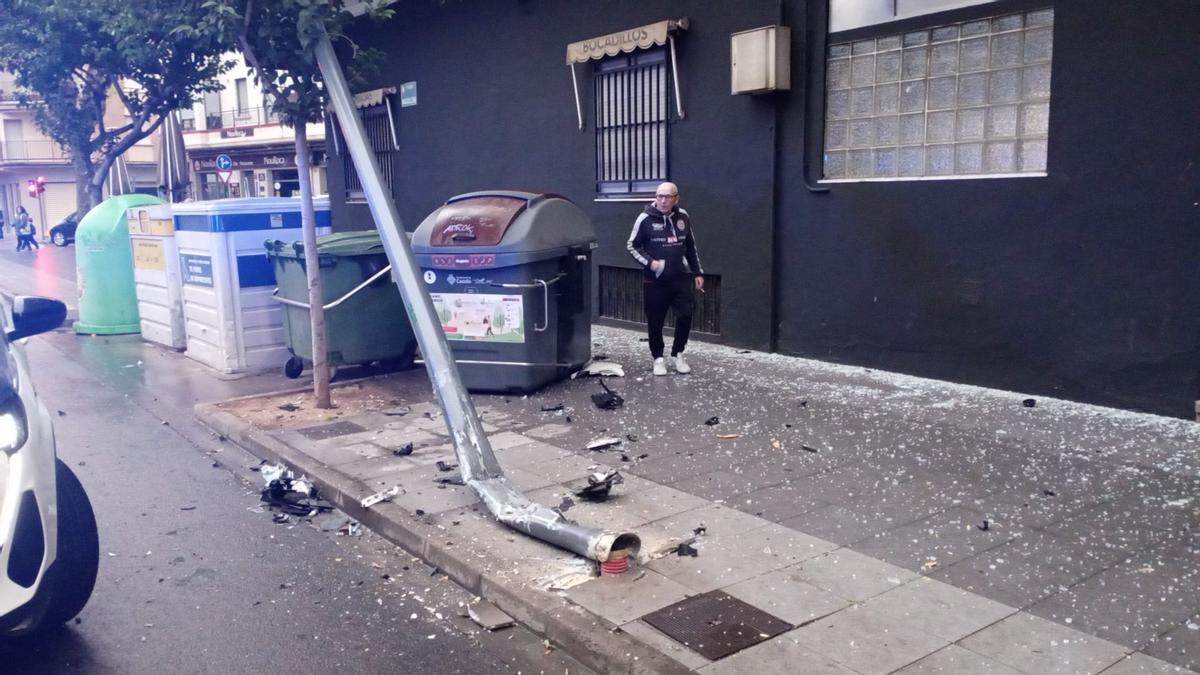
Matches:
[35,176,46,195]
[26,179,37,198]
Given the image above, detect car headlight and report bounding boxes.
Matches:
[0,388,28,454]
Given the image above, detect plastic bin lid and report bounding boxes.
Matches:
[265,230,385,258]
[412,191,596,261]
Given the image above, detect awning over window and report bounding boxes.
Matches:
[565,19,689,65]
[328,87,399,154]
[351,86,396,109]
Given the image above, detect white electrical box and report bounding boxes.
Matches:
[731,25,791,95]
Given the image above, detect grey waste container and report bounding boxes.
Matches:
[412,191,596,393]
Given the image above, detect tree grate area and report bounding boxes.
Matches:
[641,590,793,660]
[296,420,366,440]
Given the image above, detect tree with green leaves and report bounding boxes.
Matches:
[192,0,390,408]
[0,0,230,215]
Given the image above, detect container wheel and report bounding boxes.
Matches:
[284,356,304,379]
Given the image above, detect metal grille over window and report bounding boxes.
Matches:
[598,265,720,335]
[344,109,396,198]
[823,8,1053,180]
[595,49,670,196]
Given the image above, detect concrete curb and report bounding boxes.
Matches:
[195,402,691,675]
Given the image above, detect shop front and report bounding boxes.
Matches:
[190,145,326,200]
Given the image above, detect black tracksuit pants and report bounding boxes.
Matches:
[644,275,694,359]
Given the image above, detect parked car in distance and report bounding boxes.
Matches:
[0,296,99,637]
[49,215,80,247]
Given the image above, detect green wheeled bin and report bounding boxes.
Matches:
[266,231,417,378]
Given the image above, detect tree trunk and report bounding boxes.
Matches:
[71,154,100,219]
[295,124,331,408]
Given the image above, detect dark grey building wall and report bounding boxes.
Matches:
[775,0,1200,417]
[333,0,781,350]
[334,0,1200,417]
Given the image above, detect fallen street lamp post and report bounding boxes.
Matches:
[314,33,639,566]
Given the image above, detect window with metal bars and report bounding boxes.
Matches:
[342,107,397,200]
[594,48,670,197]
[598,265,721,335]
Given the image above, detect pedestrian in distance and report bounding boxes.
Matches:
[0,209,6,240]
[625,181,705,376]
[15,206,38,251]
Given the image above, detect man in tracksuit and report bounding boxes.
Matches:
[626,182,704,376]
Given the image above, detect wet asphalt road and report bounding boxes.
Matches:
[0,245,586,673]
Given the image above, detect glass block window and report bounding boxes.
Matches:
[823,8,1053,180]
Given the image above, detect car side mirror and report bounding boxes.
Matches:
[6,296,67,341]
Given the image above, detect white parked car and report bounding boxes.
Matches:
[0,296,98,636]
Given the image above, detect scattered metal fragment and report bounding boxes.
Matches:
[360,485,401,508]
[278,403,300,412]
[586,437,623,452]
[704,416,720,426]
[540,403,565,412]
[676,542,699,557]
[468,600,515,631]
[590,380,625,410]
[435,460,459,472]
[393,442,414,456]
[574,469,624,502]
[1022,398,1037,408]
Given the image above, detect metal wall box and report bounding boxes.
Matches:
[730,25,790,94]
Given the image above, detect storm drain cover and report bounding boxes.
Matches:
[297,420,366,440]
[641,590,793,660]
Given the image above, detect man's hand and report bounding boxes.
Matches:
[694,276,705,291]
[650,260,665,275]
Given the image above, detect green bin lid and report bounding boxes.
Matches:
[266,230,385,258]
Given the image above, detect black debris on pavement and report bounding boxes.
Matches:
[704,416,720,426]
[1023,398,1037,408]
[799,400,808,408]
[737,350,752,354]
[278,403,300,412]
[620,454,630,462]
[260,464,333,517]
[626,433,639,442]
[693,526,707,536]
[557,496,575,512]
[272,513,290,524]
[676,542,699,557]
[436,460,459,472]
[415,509,426,516]
[180,505,197,511]
[637,453,649,460]
[587,437,623,452]
[592,354,609,360]
[1043,489,1057,497]
[638,337,649,342]
[565,415,573,423]
[591,380,625,410]
[541,403,565,412]
[393,442,414,456]
[433,474,465,486]
[979,520,990,531]
[574,469,624,502]
[802,445,819,453]
[56,410,66,416]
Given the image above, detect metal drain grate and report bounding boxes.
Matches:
[641,590,793,660]
[297,420,366,440]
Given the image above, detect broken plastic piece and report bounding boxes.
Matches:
[978,520,990,531]
[572,361,625,379]
[278,403,300,412]
[675,542,698,557]
[1022,398,1037,408]
[802,445,818,453]
[590,380,624,410]
[361,485,401,508]
[435,460,459,472]
[574,469,624,502]
[433,473,466,486]
[540,403,565,412]
[393,442,414,456]
[586,437,623,452]
[704,416,720,426]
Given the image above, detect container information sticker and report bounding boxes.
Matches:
[132,239,166,271]
[431,293,524,343]
[181,254,214,287]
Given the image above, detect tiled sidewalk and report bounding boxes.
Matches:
[198,325,1199,673]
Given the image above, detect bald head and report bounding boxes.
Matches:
[653,182,679,214]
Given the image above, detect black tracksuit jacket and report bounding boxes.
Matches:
[625,204,703,283]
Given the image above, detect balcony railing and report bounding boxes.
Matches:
[194,105,291,131]
[0,140,69,162]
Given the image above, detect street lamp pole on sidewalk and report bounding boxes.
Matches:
[314,34,638,564]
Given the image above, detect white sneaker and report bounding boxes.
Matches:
[652,357,668,376]
[672,354,691,374]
